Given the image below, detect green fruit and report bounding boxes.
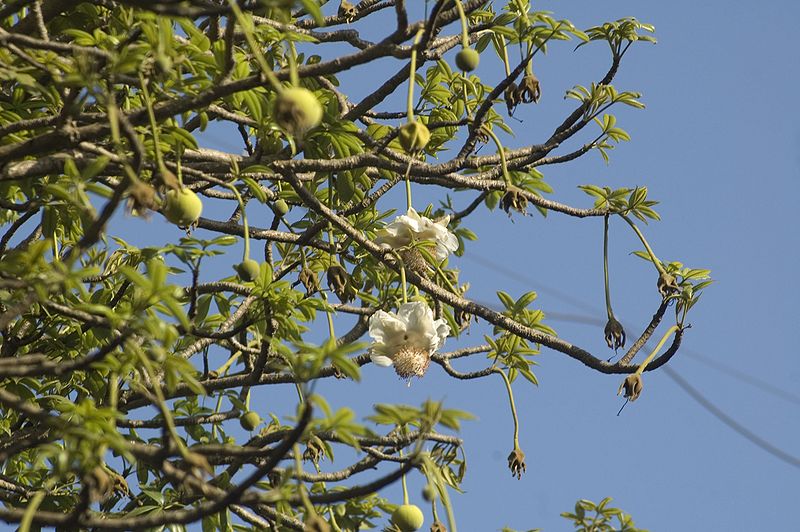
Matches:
[421,485,437,502]
[163,187,203,226]
[274,199,290,217]
[391,504,424,531]
[398,121,430,153]
[240,411,261,431]
[235,259,261,282]
[274,87,323,137]
[455,48,480,72]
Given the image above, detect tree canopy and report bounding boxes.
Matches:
[0,1,710,530]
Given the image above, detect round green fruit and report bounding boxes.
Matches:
[240,411,261,431]
[274,87,323,137]
[455,47,480,72]
[274,199,290,217]
[398,121,430,153]
[235,259,261,282]
[421,485,437,502]
[163,187,203,227]
[391,504,424,531]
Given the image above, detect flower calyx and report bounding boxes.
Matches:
[504,82,520,116]
[657,271,680,299]
[326,263,356,303]
[618,373,643,402]
[516,73,541,104]
[604,316,626,351]
[299,267,320,295]
[507,447,526,480]
[501,189,528,217]
[429,522,448,532]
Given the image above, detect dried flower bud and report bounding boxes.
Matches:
[299,267,319,295]
[504,82,520,116]
[501,189,528,217]
[327,263,355,303]
[454,308,475,332]
[338,0,357,22]
[430,522,448,532]
[657,271,679,299]
[126,180,157,216]
[516,73,541,104]
[618,373,643,402]
[303,435,326,464]
[474,127,490,145]
[604,316,626,351]
[507,447,526,480]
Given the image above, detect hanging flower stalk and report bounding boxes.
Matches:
[391,460,425,531]
[453,0,480,72]
[620,214,679,298]
[496,35,520,116]
[603,215,625,351]
[224,166,260,282]
[368,301,450,380]
[493,368,525,479]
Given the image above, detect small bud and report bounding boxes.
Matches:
[398,120,431,153]
[504,82,520,116]
[501,189,528,217]
[455,48,480,72]
[327,263,355,303]
[299,267,320,295]
[657,271,679,299]
[516,73,541,104]
[338,0,357,22]
[618,373,643,402]
[604,316,626,351]
[507,447,526,480]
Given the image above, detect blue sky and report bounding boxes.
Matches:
[109,1,799,530]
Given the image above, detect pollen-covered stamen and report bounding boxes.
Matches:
[391,345,431,379]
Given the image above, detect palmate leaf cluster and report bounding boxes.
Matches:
[0,1,708,530]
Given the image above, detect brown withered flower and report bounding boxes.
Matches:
[126,179,157,216]
[604,316,626,351]
[504,82,521,116]
[338,0,357,22]
[299,267,319,295]
[303,434,326,465]
[507,447,526,480]
[657,271,680,299]
[430,522,448,532]
[516,73,541,104]
[326,263,356,303]
[501,189,528,217]
[618,373,643,402]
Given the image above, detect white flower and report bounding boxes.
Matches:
[368,301,450,379]
[374,208,458,262]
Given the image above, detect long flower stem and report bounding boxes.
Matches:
[481,126,511,185]
[635,325,679,375]
[620,214,666,276]
[406,29,424,120]
[454,0,470,48]
[403,157,414,212]
[603,214,614,319]
[138,73,168,178]
[225,183,250,261]
[498,35,511,77]
[287,40,300,87]
[493,368,519,448]
[226,0,283,92]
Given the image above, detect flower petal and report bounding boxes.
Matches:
[368,310,407,346]
[370,353,394,367]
